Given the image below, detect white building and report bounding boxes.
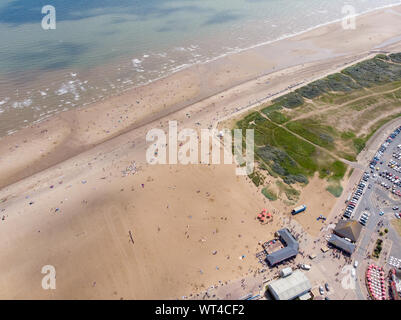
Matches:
[268,270,312,300]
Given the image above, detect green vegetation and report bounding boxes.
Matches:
[372,238,383,259]
[236,53,401,198]
[255,129,329,183]
[271,92,304,109]
[276,181,300,201]
[342,56,401,87]
[376,53,390,61]
[296,73,361,99]
[353,137,366,154]
[249,170,265,187]
[267,111,290,124]
[389,53,401,63]
[341,131,356,140]
[285,119,336,150]
[262,187,278,201]
[326,183,343,198]
[330,161,347,180]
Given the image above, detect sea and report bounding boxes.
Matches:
[0,0,401,136]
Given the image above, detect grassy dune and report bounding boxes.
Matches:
[236,53,401,199]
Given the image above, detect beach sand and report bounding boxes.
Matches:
[1,6,401,299]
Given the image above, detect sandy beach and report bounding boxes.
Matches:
[1,5,401,299]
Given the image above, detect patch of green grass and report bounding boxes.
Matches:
[343,56,401,87]
[259,162,279,178]
[353,137,366,154]
[276,181,300,201]
[376,53,390,61]
[285,119,336,150]
[330,161,347,180]
[390,53,401,63]
[253,119,343,183]
[339,152,357,162]
[262,187,278,201]
[372,238,383,259]
[261,103,283,116]
[295,73,361,100]
[267,111,290,124]
[249,170,265,187]
[341,131,356,140]
[326,182,343,198]
[272,92,304,109]
[349,97,378,111]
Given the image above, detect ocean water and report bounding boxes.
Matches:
[0,0,401,136]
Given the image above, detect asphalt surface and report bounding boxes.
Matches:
[341,126,401,299]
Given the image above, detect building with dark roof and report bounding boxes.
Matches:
[328,234,356,254]
[266,228,299,266]
[333,220,362,243]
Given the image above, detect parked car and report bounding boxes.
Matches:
[354,260,359,268]
[319,286,324,295]
[325,283,330,291]
[300,264,311,270]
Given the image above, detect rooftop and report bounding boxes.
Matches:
[328,234,356,254]
[333,219,362,243]
[268,270,311,300]
[266,228,299,266]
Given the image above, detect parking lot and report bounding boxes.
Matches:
[338,125,401,299]
[341,126,401,230]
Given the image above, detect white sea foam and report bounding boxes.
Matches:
[132,58,142,67]
[12,99,32,109]
[55,80,82,100]
[0,97,9,105]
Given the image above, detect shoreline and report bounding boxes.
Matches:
[3,2,401,138]
[1,3,401,138]
[2,2,401,190]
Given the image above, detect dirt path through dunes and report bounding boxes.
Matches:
[258,111,364,169]
[289,83,401,123]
